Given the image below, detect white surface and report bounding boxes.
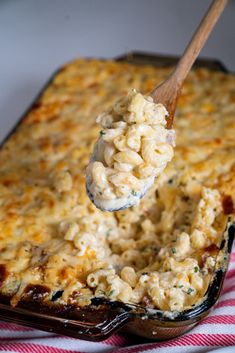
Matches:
[0,0,234,143]
[206,348,235,353]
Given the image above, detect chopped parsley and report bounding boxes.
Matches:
[106,229,112,238]
[194,266,199,273]
[171,247,176,254]
[108,289,115,297]
[131,190,138,196]
[99,130,106,136]
[187,288,194,295]
[179,285,184,288]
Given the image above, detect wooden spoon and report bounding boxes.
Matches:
[151,0,228,129]
[86,0,228,212]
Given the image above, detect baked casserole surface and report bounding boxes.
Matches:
[0,59,235,312]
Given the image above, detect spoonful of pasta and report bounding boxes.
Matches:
[86,0,228,212]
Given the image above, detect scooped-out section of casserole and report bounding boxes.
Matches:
[0,59,234,312]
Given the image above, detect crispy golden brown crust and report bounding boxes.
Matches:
[0,59,234,311]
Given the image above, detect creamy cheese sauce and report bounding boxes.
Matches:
[86,89,175,211]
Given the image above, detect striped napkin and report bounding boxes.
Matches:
[0,247,234,353]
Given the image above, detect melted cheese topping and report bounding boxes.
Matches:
[86,89,175,211]
[0,59,234,311]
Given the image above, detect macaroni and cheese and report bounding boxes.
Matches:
[0,59,234,312]
[86,89,175,211]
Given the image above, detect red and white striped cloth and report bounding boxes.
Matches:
[0,248,234,353]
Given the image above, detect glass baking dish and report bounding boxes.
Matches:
[0,52,234,341]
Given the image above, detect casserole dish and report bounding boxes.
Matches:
[0,52,234,341]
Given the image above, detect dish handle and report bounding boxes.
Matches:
[0,301,132,341]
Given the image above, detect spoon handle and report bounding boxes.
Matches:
[152,0,228,128]
[174,0,228,84]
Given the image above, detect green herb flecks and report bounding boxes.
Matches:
[106,229,112,238]
[108,289,115,297]
[187,287,194,295]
